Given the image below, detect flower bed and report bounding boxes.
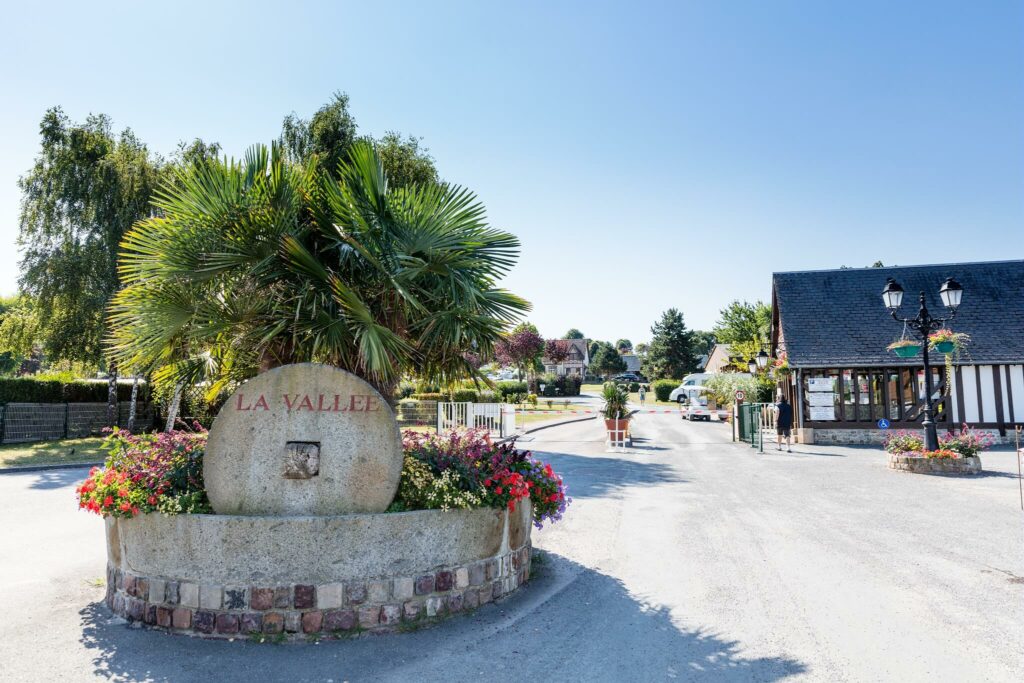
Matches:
[882,425,991,475]
[78,428,569,528]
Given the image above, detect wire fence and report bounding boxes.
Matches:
[0,402,154,444]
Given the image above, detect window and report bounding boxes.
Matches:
[856,374,871,420]
[871,373,884,420]
[887,372,901,420]
[842,370,854,421]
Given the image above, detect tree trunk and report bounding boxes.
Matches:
[165,383,183,432]
[106,361,118,428]
[127,375,139,432]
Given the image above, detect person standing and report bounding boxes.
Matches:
[638,385,646,407]
[776,394,793,452]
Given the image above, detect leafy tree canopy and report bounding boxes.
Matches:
[17,108,163,367]
[692,330,717,357]
[712,300,771,346]
[615,339,633,354]
[280,92,438,190]
[643,308,697,380]
[564,328,585,339]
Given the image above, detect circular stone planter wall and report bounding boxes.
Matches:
[887,454,982,475]
[104,505,532,639]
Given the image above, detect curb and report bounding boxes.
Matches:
[523,414,597,434]
[0,461,101,474]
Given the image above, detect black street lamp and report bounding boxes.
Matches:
[882,277,963,451]
[747,349,769,374]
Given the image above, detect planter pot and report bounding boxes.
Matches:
[604,418,629,432]
[891,344,922,358]
[933,341,955,354]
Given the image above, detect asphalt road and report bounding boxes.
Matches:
[1,415,1022,681]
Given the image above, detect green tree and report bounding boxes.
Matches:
[590,342,626,379]
[564,328,585,339]
[108,141,529,401]
[643,308,697,379]
[280,91,358,175]
[712,301,771,346]
[17,108,162,367]
[692,330,717,357]
[374,132,438,189]
[280,92,438,189]
[615,339,633,354]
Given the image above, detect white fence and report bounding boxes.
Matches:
[436,402,516,437]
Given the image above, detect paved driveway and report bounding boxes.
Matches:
[0,416,1021,681]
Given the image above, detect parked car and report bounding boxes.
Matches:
[682,396,711,421]
[612,372,642,383]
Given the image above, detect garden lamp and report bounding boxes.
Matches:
[756,349,770,370]
[939,277,963,310]
[747,358,757,374]
[882,278,904,310]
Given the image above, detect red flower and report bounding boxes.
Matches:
[103,496,114,508]
[147,495,157,505]
[119,501,132,512]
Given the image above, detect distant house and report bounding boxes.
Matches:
[542,339,590,377]
[621,354,642,374]
[770,260,1024,444]
[703,344,734,374]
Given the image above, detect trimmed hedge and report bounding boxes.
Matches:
[495,381,529,402]
[452,389,479,403]
[0,377,141,404]
[410,392,446,401]
[652,379,681,402]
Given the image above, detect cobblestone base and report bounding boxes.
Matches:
[887,454,982,475]
[105,544,531,640]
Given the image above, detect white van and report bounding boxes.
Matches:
[668,373,712,403]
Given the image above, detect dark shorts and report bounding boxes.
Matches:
[777,426,791,437]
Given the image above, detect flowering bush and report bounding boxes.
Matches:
[883,425,992,458]
[399,429,570,528]
[882,430,925,455]
[76,426,211,518]
[939,425,993,458]
[922,449,960,459]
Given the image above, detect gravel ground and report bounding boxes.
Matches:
[0,415,1021,682]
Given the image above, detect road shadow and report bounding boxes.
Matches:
[525,450,687,499]
[77,552,806,682]
[26,467,91,490]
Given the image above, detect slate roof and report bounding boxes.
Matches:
[621,354,642,372]
[772,260,1024,368]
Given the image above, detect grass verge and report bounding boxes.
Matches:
[0,436,106,469]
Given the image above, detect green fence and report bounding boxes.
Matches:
[737,403,763,450]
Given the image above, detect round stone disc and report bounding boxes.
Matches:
[204,363,403,516]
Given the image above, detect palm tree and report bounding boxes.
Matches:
[107,141,529,402]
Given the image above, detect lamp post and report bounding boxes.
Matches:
[882,276,963,451]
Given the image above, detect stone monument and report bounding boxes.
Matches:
[204,363,403,515]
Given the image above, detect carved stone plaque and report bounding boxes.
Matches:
[283,442,320,479]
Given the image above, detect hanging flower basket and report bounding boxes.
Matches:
[887,340,922,358]
[928,329,969,355]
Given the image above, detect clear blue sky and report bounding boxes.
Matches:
[2,0,1021,344]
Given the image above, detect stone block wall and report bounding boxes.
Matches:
[887,453,982,475]
[811,427,1016,446]
[105,543,532,639]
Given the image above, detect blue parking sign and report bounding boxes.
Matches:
[877,418,891,429]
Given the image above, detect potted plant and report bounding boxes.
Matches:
[601,382,630,433]
[773,353,791,377]
[887,338,922,358]
[928,329,969,355]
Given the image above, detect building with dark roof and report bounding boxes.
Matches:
[769,260,1024,443]
[541,338,590,377]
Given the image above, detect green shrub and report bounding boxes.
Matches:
[628,381,640,392]
[495,381,528,402]
[477,390,497,403]
[652,379,680,402]
[560,375,582,396]
[396,382,416,400]
[452,389,478,403]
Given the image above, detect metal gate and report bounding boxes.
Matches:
[436,402,515,437]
